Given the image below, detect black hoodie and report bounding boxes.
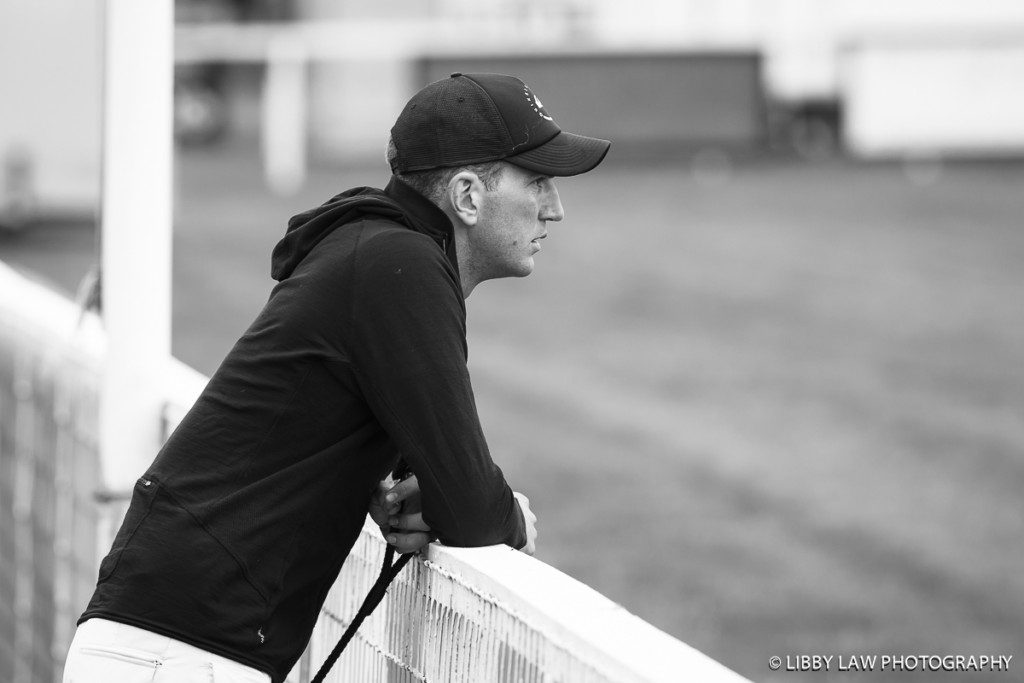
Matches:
[80,177,527,682]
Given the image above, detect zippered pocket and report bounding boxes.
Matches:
[69,645,162,682]
[96,476,160,583]
[77,645,160,668]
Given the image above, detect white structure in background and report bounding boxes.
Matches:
[844,43,1024,157]
[262,34,309,195]
[838,1,1024,157]
[0,0,102,225]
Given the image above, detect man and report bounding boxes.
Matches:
[64,72,610,683]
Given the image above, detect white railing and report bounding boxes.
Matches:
[0,259,749,683]
[312,521,749,682]
[0,262,104,683]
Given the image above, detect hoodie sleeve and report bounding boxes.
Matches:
[344,229,527,549]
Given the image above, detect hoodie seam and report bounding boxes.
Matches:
[157,482,271,604]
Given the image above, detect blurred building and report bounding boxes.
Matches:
[3,0,1024,218]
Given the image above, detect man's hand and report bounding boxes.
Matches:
[368,475,433,554]
[513,491,538,556]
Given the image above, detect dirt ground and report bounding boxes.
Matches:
[4,143,1022,682]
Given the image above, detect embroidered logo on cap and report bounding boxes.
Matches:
[523,86,553,121]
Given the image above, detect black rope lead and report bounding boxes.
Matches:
[311,545,414,683]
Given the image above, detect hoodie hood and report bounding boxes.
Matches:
[270,177,456,282]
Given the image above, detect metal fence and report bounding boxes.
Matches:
[0,264,104,683]
[310,519,753,683]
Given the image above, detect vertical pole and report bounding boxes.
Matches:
[262,34,308,196]
[11,361,35,683]
[99,0,174,518]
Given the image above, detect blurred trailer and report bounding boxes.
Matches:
[0,0,103,231]
[841,33,1024,157]
[419,53,768,156]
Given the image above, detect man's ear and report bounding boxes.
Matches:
[447,171,484,227]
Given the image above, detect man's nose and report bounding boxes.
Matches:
[540,184,564,222]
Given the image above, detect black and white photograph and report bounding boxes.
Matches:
[1,2,1022,682]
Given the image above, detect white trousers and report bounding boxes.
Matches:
[63,618,271,683]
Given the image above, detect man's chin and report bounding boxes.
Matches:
[488,260,534,282]
[515,259,535,277]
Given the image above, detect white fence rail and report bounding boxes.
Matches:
[0,260,749,683]
[0,263,104,683]
[318,522,749,683]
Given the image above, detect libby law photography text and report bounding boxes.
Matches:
[768,654,1013,674]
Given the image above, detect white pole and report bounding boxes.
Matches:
[99,0,174,501]
[262,33,309,196]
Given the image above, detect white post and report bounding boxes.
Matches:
[262,33,309,196]
[99,0,174,507]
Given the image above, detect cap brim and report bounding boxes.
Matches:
[506,131,611,177]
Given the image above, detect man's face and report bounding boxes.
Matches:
[474,163,565,279]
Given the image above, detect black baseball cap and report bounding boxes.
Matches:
[390,72,610,177]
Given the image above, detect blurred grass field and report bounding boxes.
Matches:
[3,144,1022,681]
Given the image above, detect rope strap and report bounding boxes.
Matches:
[311,545,414,683]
